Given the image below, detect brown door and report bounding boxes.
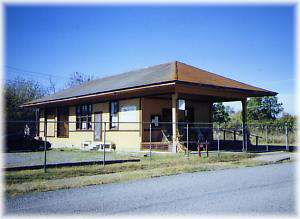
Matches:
[162,108,172,136]
[57,107,69,137]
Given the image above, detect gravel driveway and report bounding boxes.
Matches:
[5,162,295,215]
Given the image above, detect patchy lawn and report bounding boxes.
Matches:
[5,152,284,197]
[5,148,133,168]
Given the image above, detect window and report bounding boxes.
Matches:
[151,115,161,128]
[119,105,137,122]
[76,104,92,130]
[110,101,119,129]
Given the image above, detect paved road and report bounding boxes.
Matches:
[253,151,295,163]
[5,163,295,215]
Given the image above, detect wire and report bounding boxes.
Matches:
[6,71,52,82]
[5,65,68,79]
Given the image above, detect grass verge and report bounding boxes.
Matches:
[5,152,283,197]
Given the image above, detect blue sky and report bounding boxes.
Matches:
[5,5,295,115]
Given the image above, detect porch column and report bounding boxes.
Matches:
[172,93,178,153]
[242,99,247,152]
[35,108,39,137]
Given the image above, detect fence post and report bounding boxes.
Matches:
[44,120,47,173]
[245,125,248,152]
[186,123,189,157]
[103,122,106,166]
[206,140,209,157]
[242,125,245,152]
[149,122,152,159]
[285,123,289,151]
[217,124,220,157]
[265,125,269,152]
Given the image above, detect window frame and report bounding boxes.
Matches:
[151,114,161,128]
[76,104,92,131]
[109,101,119,130]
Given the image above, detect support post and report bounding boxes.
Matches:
[242,99,247,152]
[186,123,189,157]
[149,122,152,159]
[35,108,39,137]
[172,93,178,153]
[217,125,220,157]
[265,125,269,152]
[285,123,289,151]
[103,122,106,166]
[44,120,47,173]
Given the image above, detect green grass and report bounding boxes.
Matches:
[6,148,134,168]
[5,152,274,197]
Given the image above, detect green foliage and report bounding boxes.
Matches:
[5,77,48,121]
[266,112,296,131]
[212,103,233,124]
[277,112,296,126]
[230,111,242,124]
[247,96,283,121]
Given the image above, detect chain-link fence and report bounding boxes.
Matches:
[4,120,297,172]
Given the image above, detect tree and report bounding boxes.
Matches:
[48,76,56,94]
[276,112,296,130]
[247,96,283,121]
[230,111,242,124]
[66,72,94,88]
[5,77,48,121]
[212,103,233,124]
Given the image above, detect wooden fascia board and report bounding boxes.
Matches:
[175,81,277,99]
[22,82,176,108]
[176,83,256,99]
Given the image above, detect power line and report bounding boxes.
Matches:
[6,71,52,82]
[5,65,69,79]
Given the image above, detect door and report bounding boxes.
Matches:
[57,107,69,137]
[94,112,102,141]
[162,108,172,137]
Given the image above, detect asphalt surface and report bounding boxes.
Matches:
[5,162,295,216]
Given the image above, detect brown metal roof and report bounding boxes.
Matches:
[23,61,276,107]
[175,61,273,92]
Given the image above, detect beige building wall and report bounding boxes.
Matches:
[39,98,141,151]
[38,97,212,151]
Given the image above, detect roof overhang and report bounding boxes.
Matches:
[21,82,177,108]
[175,81,277,101]
[21,80,277,108]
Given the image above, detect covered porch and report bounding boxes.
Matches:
[140,81,256,153]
